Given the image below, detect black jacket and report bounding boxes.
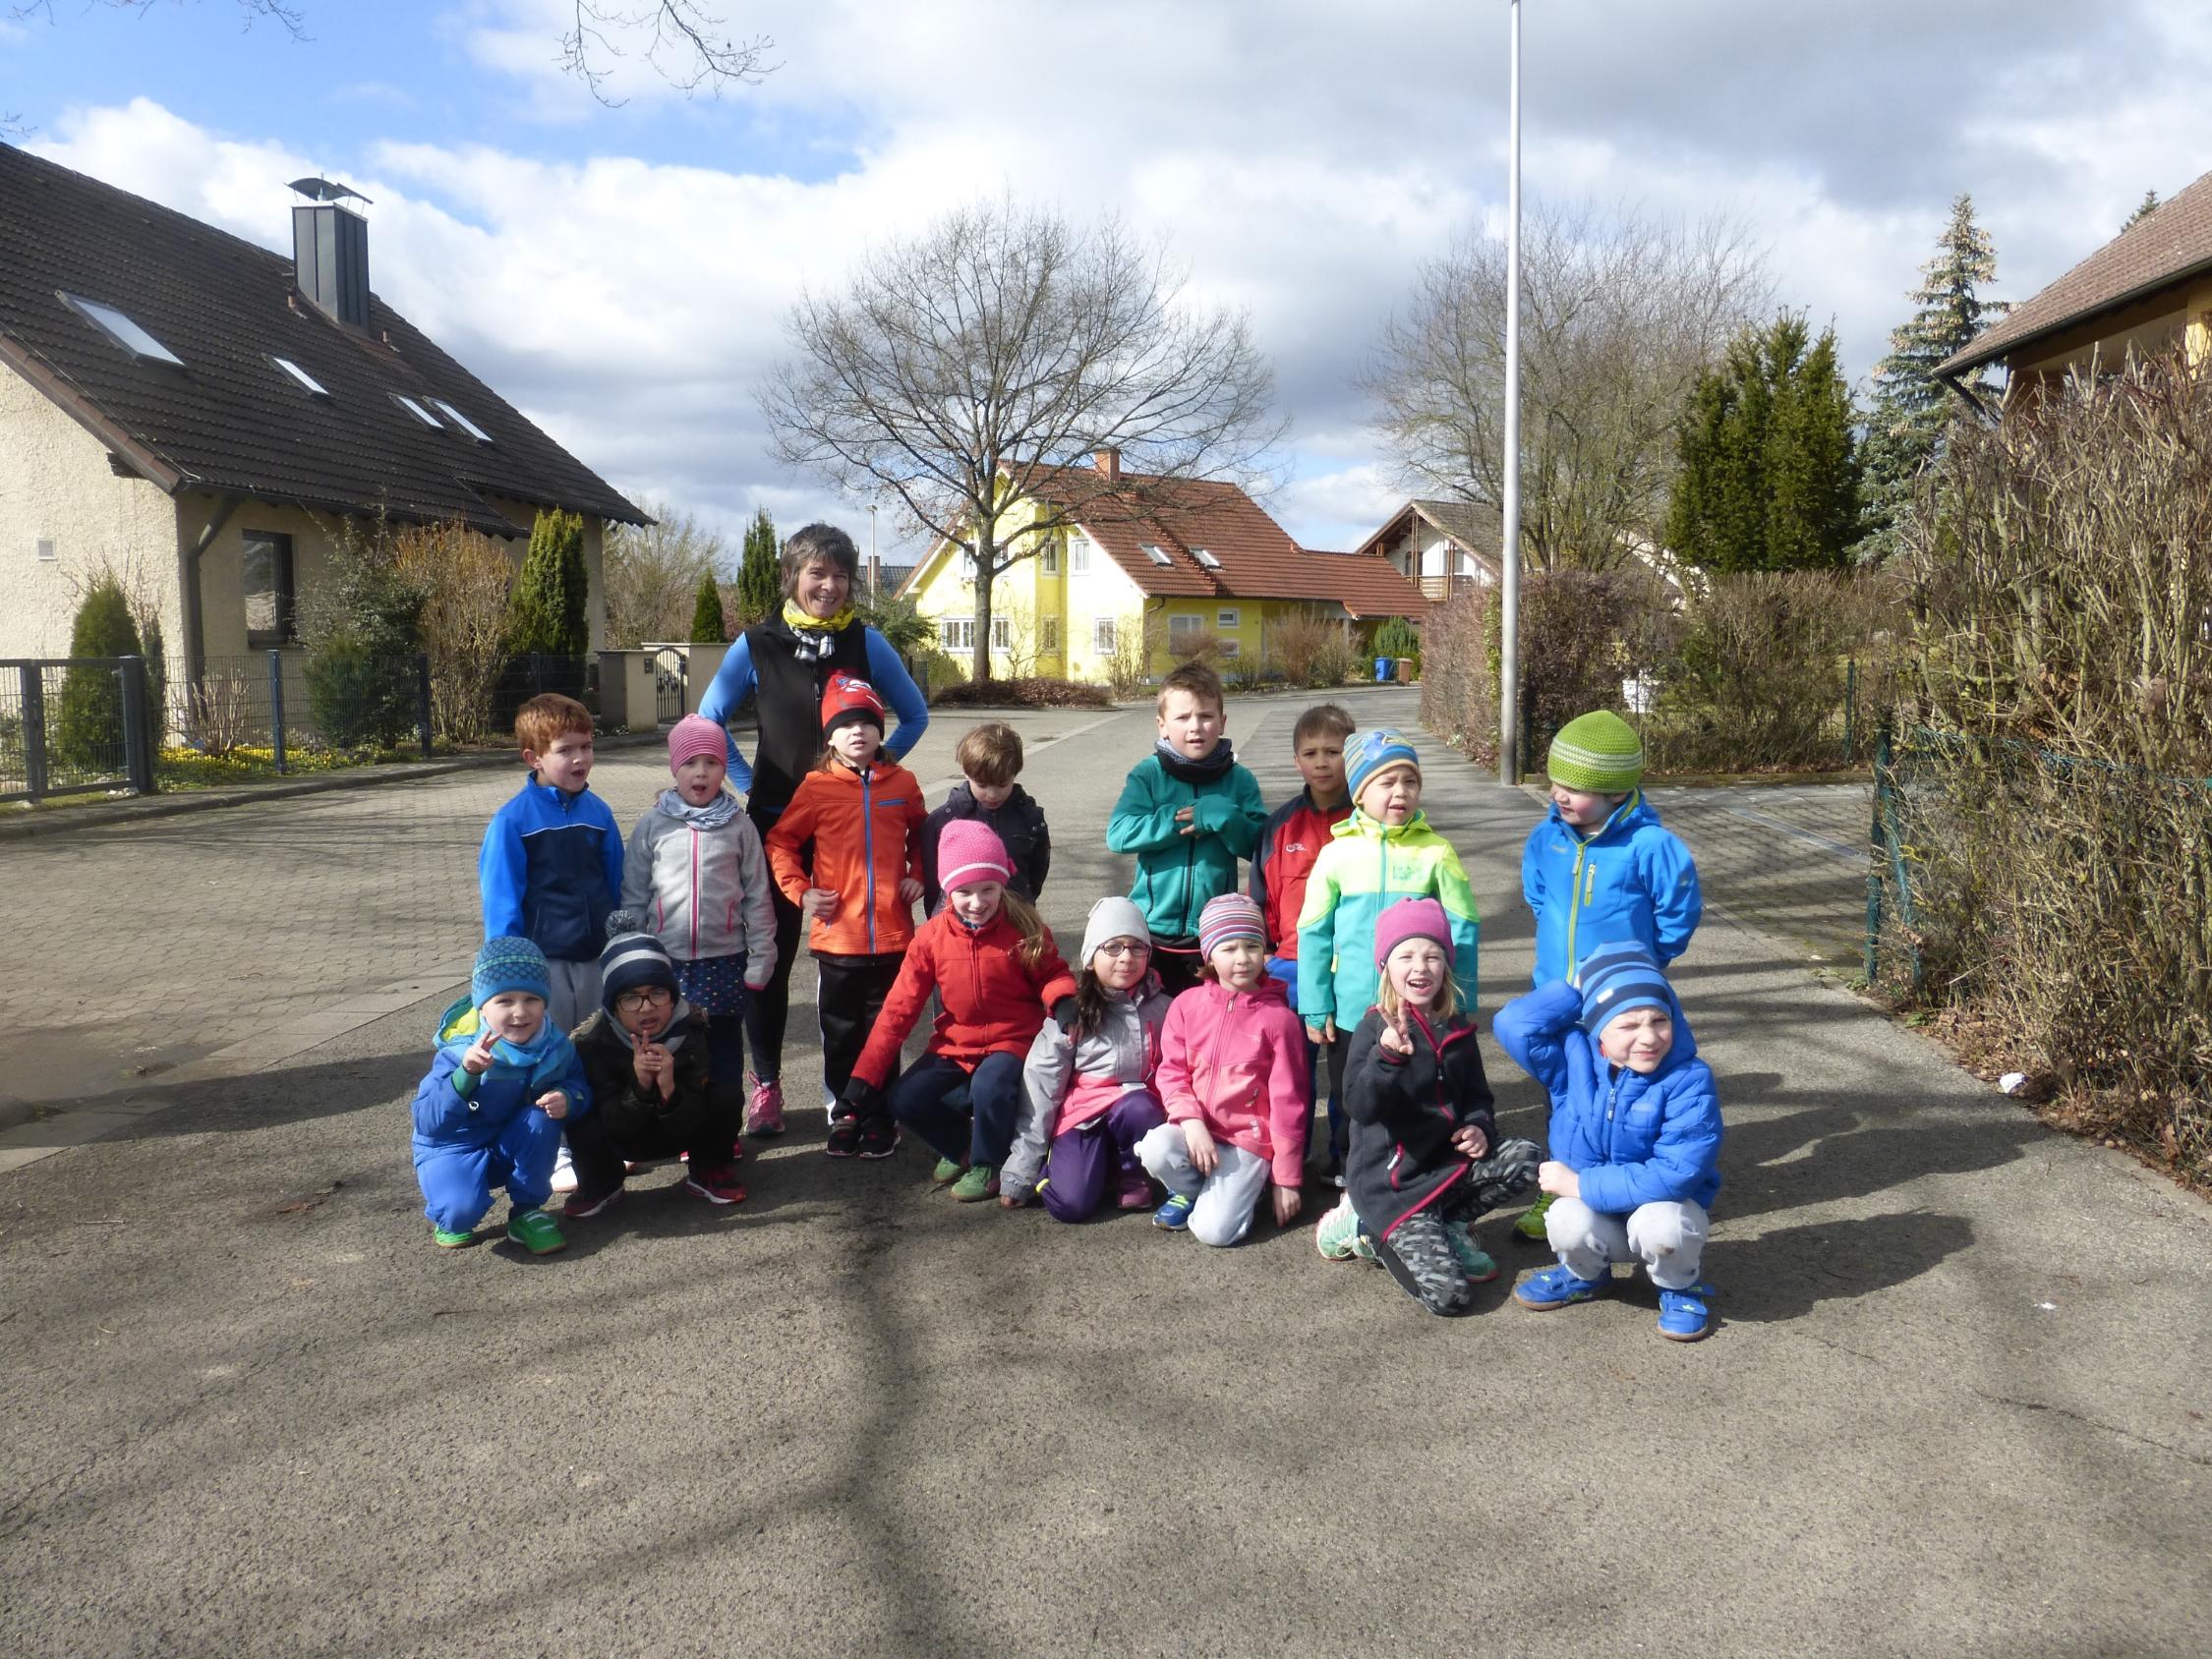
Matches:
[920,782,1051,911]
[1344,1004,1497,1241]
[739,614,873,818]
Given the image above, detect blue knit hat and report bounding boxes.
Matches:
[1347,728,1421,803]
[599,931,677,1014]
[1576,942,1673,1035]
[473,936,552,1006]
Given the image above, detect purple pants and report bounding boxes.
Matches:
[1042,1090,1166,1223]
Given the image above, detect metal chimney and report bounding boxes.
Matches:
[287,177,373,329]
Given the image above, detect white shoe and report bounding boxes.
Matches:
[550,1140,578,1194]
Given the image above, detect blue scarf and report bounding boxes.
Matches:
[656,786,743,830]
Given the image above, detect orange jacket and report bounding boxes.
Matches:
[766,760,927,956]
[851,907,1077,1089]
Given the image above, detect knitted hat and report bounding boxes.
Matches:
[1196,892,1266,961]
[473,936,551,1006]
[1576,941,1674,1036]
[1546,711,1644,793]
[667,714,728,774]
[821,671,888,738]
[938,820,1014,892]
[1080,895,1151,965]
[599,931,678,1013]
[1373,896,1452,966]
[1347,728,1421,803]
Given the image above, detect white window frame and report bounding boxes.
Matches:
[940,616,975,652]
[991,615,1013,651]
[1041,542,1059,575]
[1217,639,1241,658]
[1216,607,1240,629]
[1093,616,1116,655]
[1168,613,1203,644]
[60,292,183,365]
[1041,617,1061,653]
[1070,533,1091,574]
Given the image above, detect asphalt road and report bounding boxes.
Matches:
[3,684,2207,1657]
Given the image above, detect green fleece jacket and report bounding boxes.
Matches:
[1105,753,1267,941]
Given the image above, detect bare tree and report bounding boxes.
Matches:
[603,499,724,648]
[760,197,1284,683]
[1365,200,1771,573]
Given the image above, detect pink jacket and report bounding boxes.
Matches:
[1157,977,1310,1186]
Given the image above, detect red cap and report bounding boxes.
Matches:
[821,672,888,738]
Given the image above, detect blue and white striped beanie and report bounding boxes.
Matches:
[473,936,552,1007]
[599,931,678,1013]
[1576,942,1673,1035]
[1347,728,1421,802]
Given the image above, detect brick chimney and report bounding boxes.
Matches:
[1094,447,1122,483]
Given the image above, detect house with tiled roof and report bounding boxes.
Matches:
[897,450,1428,682]
[1351,497,1501,600]
[1940,168,2212,392]
[0,143,645,674]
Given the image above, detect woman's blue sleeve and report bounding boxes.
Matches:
[696,635,758,789]
[865,630,930,761]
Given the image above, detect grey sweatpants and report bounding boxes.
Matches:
[1136,1122,1273,1248]
[1545,1195,1709,1290]
[547,958,602,1038]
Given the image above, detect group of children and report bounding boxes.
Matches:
[410,653,1724,1340]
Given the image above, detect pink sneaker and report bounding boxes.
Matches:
[1117,1168,1155,1210]
[743,1077,786,1136]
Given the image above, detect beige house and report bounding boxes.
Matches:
[0,148,644,677]
[1350,498,1501,600]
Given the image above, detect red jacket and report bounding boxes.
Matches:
[1250,787,1353,959]
[850,907,1077,1088]
[1157,976,1310,1186]
[766,759,926,957]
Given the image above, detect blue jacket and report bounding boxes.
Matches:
[480,777,624,962]
[1521,791,1701,988]
[410,997,593,1151]
[1491,977,1720,1213]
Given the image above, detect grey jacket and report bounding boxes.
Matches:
[613,801,777,982]
[1004,976,1173,1195]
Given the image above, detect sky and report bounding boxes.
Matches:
[2,0,2203,562]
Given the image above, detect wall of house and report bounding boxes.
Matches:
[905,511,1161,684]
[0,367,182,659]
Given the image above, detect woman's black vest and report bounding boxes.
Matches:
[743,614,873,819]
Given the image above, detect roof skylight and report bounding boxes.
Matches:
[1141,543,1172,566]
[269,356,330,398]
[429,399,494,444]
[392,394,443,428]
[59,292,183,366]
[1191,546,1222,570]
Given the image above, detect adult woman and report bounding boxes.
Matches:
[696,522,929,1134]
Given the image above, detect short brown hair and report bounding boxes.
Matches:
[1293,703,1355,746]
[515,692,593,755]
[781,523,860,597]
[956,721,1024,786]
[1156,660,1225,716]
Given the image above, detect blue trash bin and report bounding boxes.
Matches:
[1373,657,1393,682]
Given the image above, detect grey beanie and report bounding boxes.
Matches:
[1080,896,1151,966]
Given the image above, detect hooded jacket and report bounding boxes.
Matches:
[1004,973,1173,1193]
[568,1003,712,1141]
[616,794,777,978]
[1106,750,1267,941]
[1343,1004,1498,1241]
[1296,810,1481,1030]
[1491,976,1721,1212]
[1521,790,1702,987]
[921,782,1052,912]
[409,997,592,1150]
[766,759,928,957]
[479,776,624,962]
[1251,786,1353,959]
[1156,976,1310,1187]
[849,906,1078,1090]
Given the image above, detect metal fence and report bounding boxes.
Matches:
[0,657,157,804]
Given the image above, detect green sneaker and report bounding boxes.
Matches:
[1514,1190,1555,1241]
[1314,1195,1375,1262]
[505,1207,566,1255]
[949,1164,1000,1203]
[931,1156,964,1185]
[431,1224,473,1249]
[1445,1221,1498,1283]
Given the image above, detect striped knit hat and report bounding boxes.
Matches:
[472,936,551,1007]
[938,820,1014,893]
[1196,893,1266,961]
[1576,941,1674,1035]
[1346,728,1421,803]
[1546,711,1644,793]
[599,931,678,1012]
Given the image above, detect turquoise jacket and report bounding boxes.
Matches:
[1106,754,1267,941]
[1521,790,1701,987]
[1296,810,1480,1030]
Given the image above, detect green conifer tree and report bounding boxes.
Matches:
[690,569,728,642]
[735,507,779,626]
[2124,189,2161,232]
[54,575,145,771]
[1668,313,1863,573]
[507,508,590,657]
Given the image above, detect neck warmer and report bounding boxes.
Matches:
[609,998,694,1054]
[458,1017,573,1096]
[1154,735,1236,784]
[783,600,859,659]
[655,786,743,830]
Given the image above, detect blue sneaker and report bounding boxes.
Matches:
[1657,1283,1714,1342]
[1513,1265,1608,1310]
[1152,1192,1193,1231]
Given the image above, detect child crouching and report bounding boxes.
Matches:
[1004,896,1171,1220]
[1316,899,1538,1315]
[1492,942,1721,1341]
[562,932,745,1217]
[410,937,591,1255]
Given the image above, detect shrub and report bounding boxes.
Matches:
[1103,610,1164,699]
[300,518,425,750]
[54,576,144,772]
[507,508,589,657]
[735,507,780,627]
[690,570,728,643]
[1372,615,1422,674]
[854,591,935,659]
[390,521,513,746]
[180,662,261,757]
[1265,610,1342,686]
[930,676,1114,710]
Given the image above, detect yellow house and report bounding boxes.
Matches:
[902,452,1428,683]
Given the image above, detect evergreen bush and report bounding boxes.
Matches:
[508,508,589,658]
[689,570,728,643]
[55,576,144,772]
[735,507,780,626]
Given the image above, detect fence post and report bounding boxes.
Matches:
[20,664,47,804]
[1519,692,1535,782]
[268,650,287,775]
[415,653,435,758]
[530,654,544,698]
[1844,658,1858,768]
[1865,717,1888,983]
[119,655,154,794]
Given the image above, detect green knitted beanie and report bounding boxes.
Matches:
[1545,711,1644,793]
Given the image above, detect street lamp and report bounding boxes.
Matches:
[1498,0,1524,787]
[868,503,880,601]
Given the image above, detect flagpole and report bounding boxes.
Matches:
[1498,0,1523,786]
